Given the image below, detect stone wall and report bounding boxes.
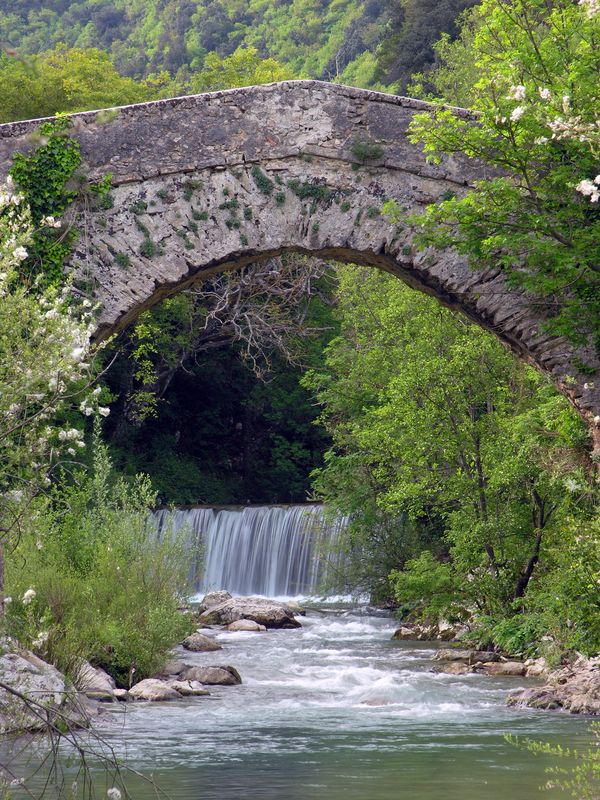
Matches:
[1,80,599,438]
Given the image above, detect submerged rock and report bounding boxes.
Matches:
[183,632,222,652]
[198,595,301,629]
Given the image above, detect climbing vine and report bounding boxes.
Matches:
[9,117,113,289]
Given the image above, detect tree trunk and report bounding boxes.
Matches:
[513,528,543,599]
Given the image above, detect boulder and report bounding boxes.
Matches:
[391,627,421,641]
[129,679,182,701]
[166,679,210,696]
[113,689,133,702]
[507,687,562,710]
[74,661,116,702]
[525,657,548,678]
[433,649,472,662]
[227,619,267,632]
[198,595,301,629]
[197,591,233,614]
[0,648,86,732]
[431,662,470,675]
[483,661,526,676]
[182,632,222,652]
[508,655,600,714]
[181,665,242,686]
[284,600,306,616]
[159,659,189,678]
[391,621,464,642]
[471,651,500,663]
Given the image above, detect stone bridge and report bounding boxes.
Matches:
[1,80,600,441]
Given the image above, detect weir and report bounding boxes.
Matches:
[155,504,345,597]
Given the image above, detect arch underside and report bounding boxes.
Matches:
[0,80,599,431]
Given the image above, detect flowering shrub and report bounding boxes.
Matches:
[5,421,196,685]
[401,0,600,347]
[0,176,97,601]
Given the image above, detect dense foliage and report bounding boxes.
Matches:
[0,0,388,87]
[5,423,194,686]
[402,0,600,350]
[304,267,590,620]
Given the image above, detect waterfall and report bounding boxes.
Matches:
[155,504,345,598]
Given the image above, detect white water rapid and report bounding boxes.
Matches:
[75,508,592,798]
[99,603,589,800]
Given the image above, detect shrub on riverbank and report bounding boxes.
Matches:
[3,422,196,687]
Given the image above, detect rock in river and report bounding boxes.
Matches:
[182,665,242,686]
[183,632,222,652]
[129,679,183,701]
[198,593,301,629]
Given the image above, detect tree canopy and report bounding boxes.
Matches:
[402,0,600,352]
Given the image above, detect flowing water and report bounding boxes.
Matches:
[155,504,344,596]
[99,602,590,800]
[16,507,594,798]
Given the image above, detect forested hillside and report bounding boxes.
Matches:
[0,0,388,87]
[0,0,482,94]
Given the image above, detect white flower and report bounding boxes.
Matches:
[538,87,551,100]
[507,85,526,101]
[36,540,43,549]
[565,478,582,492]
[98,406,110,417]
[534,136,549,144]
[4,597,12,604]
[510,106,526,121]
[67,447,76,455]
[579,0,600,18]
[107,789,122,800]
[12,246,27,261]
[77,440,85,448]
[71,346,86,362]
[93,386,102,396]
[32,630,49,648]
[22,588,36,605]
[58,430,68,441]
[576,179,600,202]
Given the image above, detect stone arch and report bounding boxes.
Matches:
[1,80,599,440]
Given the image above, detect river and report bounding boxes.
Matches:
[98,600,591,800]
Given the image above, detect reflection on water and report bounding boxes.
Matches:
[91,603,592,800]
